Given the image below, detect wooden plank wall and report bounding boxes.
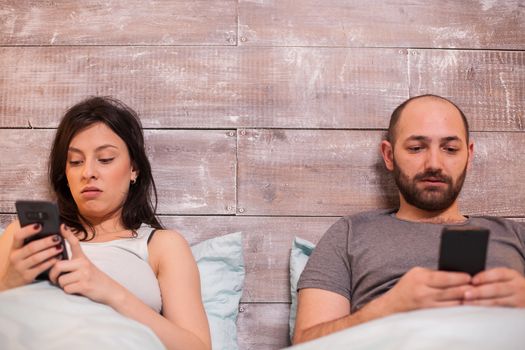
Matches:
[1,1,524,349]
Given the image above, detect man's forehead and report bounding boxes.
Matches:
[396,97,466,139]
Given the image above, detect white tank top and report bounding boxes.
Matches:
[77,225,162,313]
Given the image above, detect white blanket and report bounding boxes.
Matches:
[0,282,165,350]
[287,306,525,350]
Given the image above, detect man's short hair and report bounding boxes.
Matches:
[387,94,470,145]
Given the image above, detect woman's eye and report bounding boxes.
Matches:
[68,160,82,166]
[99,158,114,164]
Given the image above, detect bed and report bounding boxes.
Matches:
[285,306,525,350]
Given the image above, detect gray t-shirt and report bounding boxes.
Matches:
[297,209,525,313]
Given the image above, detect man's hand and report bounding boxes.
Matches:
[463,268,525,307]
[380,267,472,315]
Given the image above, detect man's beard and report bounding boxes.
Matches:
[393,160,467,212]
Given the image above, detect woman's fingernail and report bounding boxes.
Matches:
[33,223,41,229]
[52,235,60,242]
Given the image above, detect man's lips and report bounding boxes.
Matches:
[420,177,446,183]
[418,177,448,187]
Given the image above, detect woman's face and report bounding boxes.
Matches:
[65,122,137,223]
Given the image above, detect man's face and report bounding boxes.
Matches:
[386,97,472,211]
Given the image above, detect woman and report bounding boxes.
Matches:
[0,97,211,350]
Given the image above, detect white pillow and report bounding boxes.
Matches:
[192,232,245,350]
[289,236,315,341]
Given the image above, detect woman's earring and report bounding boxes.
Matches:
[130,178,136,185]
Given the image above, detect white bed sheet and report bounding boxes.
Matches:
[0,281,165,350]
[287,306,525,350]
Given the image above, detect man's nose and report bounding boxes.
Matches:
[424,147,443,170]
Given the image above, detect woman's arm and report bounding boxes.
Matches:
[147,229,211,350]
[49,226,211,350]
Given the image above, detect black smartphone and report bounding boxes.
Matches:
[15,200,68,280]
[438,226,490,276]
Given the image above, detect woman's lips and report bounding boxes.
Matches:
[81,187,102,199]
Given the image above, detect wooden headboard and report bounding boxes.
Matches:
[0,1,523,349]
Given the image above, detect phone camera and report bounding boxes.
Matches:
[26,211,48,220]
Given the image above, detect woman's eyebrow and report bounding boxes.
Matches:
[68,144,119,153]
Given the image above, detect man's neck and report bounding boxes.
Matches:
[395,199,466,224]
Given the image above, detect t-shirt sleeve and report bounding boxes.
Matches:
[516,221,525,268]
[297,217,351,300]
[517,221,525,246]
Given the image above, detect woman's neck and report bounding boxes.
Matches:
[79,211,132,241]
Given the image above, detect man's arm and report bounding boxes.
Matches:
[293,267,472,344]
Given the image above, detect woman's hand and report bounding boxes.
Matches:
[49,225,126,305]
[0,222,64,290]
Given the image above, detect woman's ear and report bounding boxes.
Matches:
[380,140,394,172]
[131,163,139,182]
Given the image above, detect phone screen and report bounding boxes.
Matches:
[438,226,490,276]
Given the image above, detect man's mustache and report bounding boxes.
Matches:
[413,170,452,184]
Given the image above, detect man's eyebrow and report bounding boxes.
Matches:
[404,135,463,143]
[440,136,462,142]
[405,135,430,142]
[68,144,119,153]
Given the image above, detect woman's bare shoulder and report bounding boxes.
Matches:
[149,228,189,247]
[147,228,194,268]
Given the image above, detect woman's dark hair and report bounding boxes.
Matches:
[49,96,162,240]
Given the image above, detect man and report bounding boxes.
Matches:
[293,94,525,344]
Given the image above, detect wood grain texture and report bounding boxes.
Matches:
[237,129,525,217]
[0,1,237,46]
[159,215,336,303]
[0,129,236,215]
[144,130,237,215]
[410,50,525,131]
[237,129,398,216]
[0,46,407,129]
[0,130,55,212]
[0,214,17,229]
[239,0,525,49]
[237,303,291,350]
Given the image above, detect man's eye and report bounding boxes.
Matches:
[99,158,114,164]
[408,146,422,152]
[445,147,458,153]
